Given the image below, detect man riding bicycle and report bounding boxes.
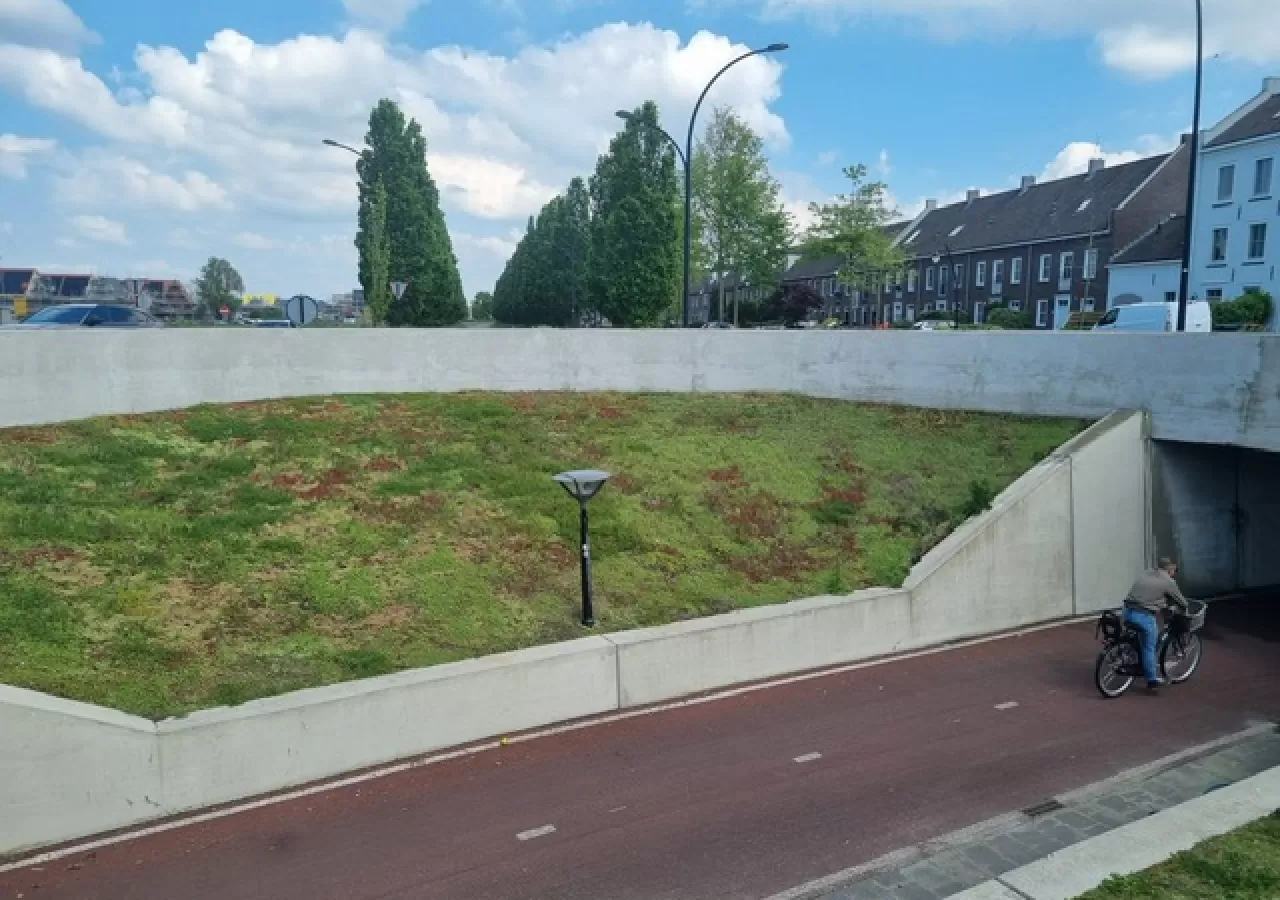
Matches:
[1124,558,1189,689]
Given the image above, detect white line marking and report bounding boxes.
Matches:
[996,702,1020,711]
[0,615,1093,876]
[517,825,556,842]
[794,753,823,764]
[608,806,628,814]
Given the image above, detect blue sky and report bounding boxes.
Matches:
[2,0,1278,300]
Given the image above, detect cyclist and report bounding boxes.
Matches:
[1124,558,1189,689]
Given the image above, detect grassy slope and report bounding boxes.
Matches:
[0,393,1084,718]
[1079,811,1280,899]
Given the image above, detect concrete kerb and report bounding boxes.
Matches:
[955,764,1280,900]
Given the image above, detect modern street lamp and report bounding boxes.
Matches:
[322,138,361,157]
[553,470,611,627]
[617,42,789,328]
[1176,0,1204,333]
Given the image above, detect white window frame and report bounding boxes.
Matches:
[893,301,904,322]
[938,266,948,298]
[975,261,987,287]
[1083,248,1099,280]
[1010,298,1023,312]
[1059,252,1074,283]
[907,269,918,293]
[1255,158,1274,198]
[954,263,964,287]
[1211,227,1229,263]
[925,267,935,291]
[991,260,1004,294]
[1218,164,1235,203]
[1206,288,1224,302]
[1038,254,1052,283]
[1011,257,1024,285]
[1036,298,1050,327]
[1083,297,1096,313]
[1248,223,1267,260]
[906,304,916,323]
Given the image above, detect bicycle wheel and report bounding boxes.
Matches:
[1161,632,1203,684]
[1095,644,1134,698]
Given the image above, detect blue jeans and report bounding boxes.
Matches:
[1124,608,1160,683]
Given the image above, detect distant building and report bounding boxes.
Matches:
[1107,215,1186,308]
[1190,76,1280,329]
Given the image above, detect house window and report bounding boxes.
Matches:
[1164,291,1177,304]
[1206,288,1224,302]
[938,266,948,297]
[1211,227,1229,263]
[954,263,964,286]
[1039,254,1052,282]
[976,261,987,287]
[1036,299,1050,327]
[1059,252,1074,283]
[907,269,918,293]
[1254,158,1273,197]
[893,301,903,322]
[1218,164,1235,202]
[1083,297,1095,313]
[992,260,1004,294]
[1083,248,1099,280]
[925,267,935,291]
[1011,257,1023,285]
[906,304,916,323]
[1010,299,1023,312]
[1248,223,1267,260]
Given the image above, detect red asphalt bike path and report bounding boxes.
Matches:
[5,599,1278,900]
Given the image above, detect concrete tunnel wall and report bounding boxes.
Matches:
[1150,440,1280,597]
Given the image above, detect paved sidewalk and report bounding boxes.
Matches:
[789,724,1280,900]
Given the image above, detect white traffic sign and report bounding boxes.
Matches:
[391,281,409,301]
[285,294,319,327]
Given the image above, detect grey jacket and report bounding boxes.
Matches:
[1124,569,1188,615]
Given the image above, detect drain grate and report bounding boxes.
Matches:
[1022,799,1065,818]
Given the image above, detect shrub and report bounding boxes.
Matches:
[961,479,997,518]
[987,307,1034,330]
[1211,289,1273,330]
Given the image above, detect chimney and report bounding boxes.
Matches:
[1019,175,1036,194]
[925,198,938,211]
[966,189,981,205]
[1086,158,1105,179]
[1264,76,1280,95]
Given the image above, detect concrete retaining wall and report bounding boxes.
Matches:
[0,413,1148,857]
[0,330,1276,451]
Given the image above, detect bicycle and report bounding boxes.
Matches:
[1094,600,1206,698]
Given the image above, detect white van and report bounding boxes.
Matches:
[1093,302,1211,333]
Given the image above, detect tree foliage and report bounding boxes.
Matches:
[588,101,681,326]
[492,177,591,326]
[765,283,824,326]
[356,99,466,327]
[692,108,791,323]
[194,257,244,319]
[802,164,903,287]
[1210,288,1273,330]
[471,291,494,321]
[364,182,392,325]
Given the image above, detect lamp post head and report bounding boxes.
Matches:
[615,110,634,122]
[554,470,611,505]
[764,43,790,53]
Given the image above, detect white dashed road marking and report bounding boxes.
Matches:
[995,702,1020,711]
[517,825,557,842]
[794,753,823,764]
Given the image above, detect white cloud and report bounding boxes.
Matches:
[232,232,279,251]
[429,154,557,219]
[816,150,838,167]
[0,221,13,235]
[877,149,892,177]
[55,154,231,210]
[341,0,428,31]
[0,0,94,51]
[71,214,131,246]
[1040,135,1178,181]
[0,133,55,178]
[717,0,1280,78]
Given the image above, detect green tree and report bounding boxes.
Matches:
[356,99,466,327]
[471,291,494,321]
[363,182,392,325]
[588,101,681,327]
[194,257,244,319]
[803,164,903,290]
[692,108,791,325]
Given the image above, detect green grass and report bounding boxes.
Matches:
[0,393,1085,718]
[1078,811,1280,899]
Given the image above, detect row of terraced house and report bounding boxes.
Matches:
[694,77,1280,331]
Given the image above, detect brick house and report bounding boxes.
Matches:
[860,143,1191,329]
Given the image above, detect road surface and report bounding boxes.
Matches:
[5,598,1278,900]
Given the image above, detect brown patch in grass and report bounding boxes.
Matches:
[729,541,821,583]
[0,427,61,446]
[822,484,867,506]
[706,485,787,540]
[708,465,747,487]
[644,497,673,512]
[611,474,642,495]
[366,456,404,473]
[353,491,447,526]
[9,547,83,567]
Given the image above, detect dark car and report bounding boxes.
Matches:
[2,304,163,330]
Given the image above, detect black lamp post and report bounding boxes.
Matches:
[617,42,789,328]
[1177,0,1204,333]
[554,470,611,627]
[322,138,361,157]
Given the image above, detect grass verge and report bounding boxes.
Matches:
[1078,810,1280,899]
[0,393,1084,718]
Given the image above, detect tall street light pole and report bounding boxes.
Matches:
[1177,0,1204,333]
[618,43,788,327]
[323,138,361,158]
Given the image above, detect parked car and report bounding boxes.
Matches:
[913,320,955,331]
[1,304,163,330]
[1093,302,1211,333]
[254,319,296,328]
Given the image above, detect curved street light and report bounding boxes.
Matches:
[616,42,789,326]
[322,138,361,157]
[1176,0,1203,332]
